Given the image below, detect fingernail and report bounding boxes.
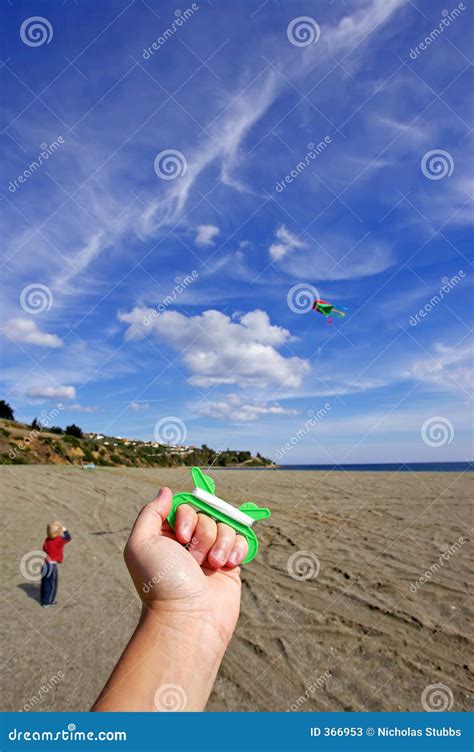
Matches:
[228,551,238,566]
[181,525,191,540]
[212,549,225,564]
[156,488,163,498]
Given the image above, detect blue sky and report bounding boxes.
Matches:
[1,0,472,463]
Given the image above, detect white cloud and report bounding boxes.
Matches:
[195,224,219,247]
[269,224,308,261]
[128,401,150,411]
[69,403,101,413]
[197,393,298,422]
[119,308,309,388]
[25,385,76,401]
[3,318,63,348]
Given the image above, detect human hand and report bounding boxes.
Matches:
[124,488,248,647]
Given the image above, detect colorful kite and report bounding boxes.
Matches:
[312,299,348,324]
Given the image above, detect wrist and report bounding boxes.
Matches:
[139,603,231,657]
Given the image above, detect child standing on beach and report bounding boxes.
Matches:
[41,522,71,608]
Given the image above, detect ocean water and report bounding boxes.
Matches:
[277,462,473,472]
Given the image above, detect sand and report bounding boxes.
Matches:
[0,465,472,712]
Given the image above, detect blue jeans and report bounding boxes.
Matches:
[40,561,58,605]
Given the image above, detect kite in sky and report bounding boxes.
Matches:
[312,299,348,324]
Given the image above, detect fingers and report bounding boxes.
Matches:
[128,487,172,543]
[174,504,198,544]
[207,523,236,569]
[188,513,217,565]
[227,535,249,567]
[166,501,250,569]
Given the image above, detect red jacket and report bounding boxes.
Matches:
[43,531,71,563]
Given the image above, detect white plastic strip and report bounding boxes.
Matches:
[192,487,254,527]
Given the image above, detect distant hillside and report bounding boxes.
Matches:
[0,419,273,468]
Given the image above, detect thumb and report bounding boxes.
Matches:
[128,487,173,543]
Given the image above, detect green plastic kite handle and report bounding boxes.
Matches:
[167,467,271,564]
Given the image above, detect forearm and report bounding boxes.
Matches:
[92,606,228,712]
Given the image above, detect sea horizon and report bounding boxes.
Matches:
[215,461,473,472]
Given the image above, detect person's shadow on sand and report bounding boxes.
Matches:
[17,582,41,603]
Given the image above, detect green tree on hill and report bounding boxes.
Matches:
[65,424,83,438]
[0,400,14,420]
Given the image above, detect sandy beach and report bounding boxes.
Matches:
[1,465,472,712]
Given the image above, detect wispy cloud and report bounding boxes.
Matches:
[128,401,150,411]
